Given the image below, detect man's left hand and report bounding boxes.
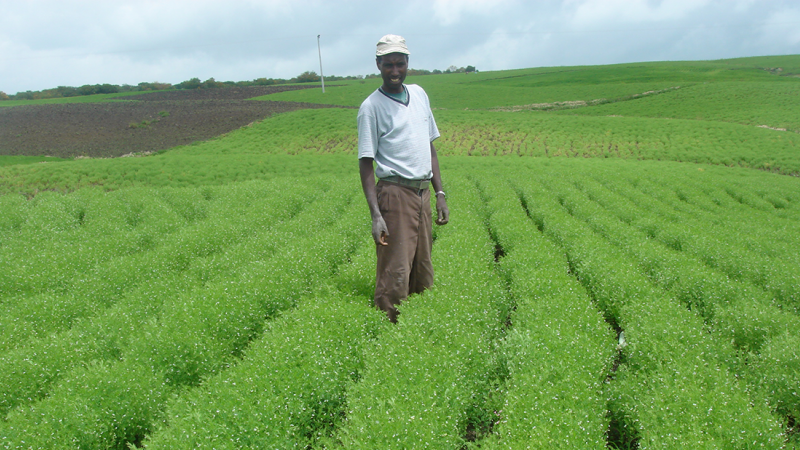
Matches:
[436,195,449,225]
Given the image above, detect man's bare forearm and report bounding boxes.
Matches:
[430,142,444,193]
[360,157,389,245]
[359,157,381,219]
[430,142,449,225]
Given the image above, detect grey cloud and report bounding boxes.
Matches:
[1,0,798,94]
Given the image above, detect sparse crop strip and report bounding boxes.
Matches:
[561,81,800,133]
[431,110,800,174]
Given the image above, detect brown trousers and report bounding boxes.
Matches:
[374,180,434,322]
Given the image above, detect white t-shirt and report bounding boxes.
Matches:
[357,84,440,180]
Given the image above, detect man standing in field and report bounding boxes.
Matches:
[358,34,449,323]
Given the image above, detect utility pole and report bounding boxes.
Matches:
[317,34,325,93]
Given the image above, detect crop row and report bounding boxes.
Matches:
[143,233,385,448]
[598,163,800,243]
[579,165,800,311]
[0,181,322,354]
[541,172,800,423]
[474,176,617,448]
[548,175,800,350]
[0,180,363,448]
[513,175,786,447]
[1,179,323,417]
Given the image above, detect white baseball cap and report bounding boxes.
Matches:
[376,34,410,56]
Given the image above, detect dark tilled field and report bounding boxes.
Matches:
[114,85,319,102]
[0,86,345,159]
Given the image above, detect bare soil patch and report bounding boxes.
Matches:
[0,85,345,159]
[490,86,681,112]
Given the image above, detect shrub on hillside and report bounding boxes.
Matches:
[11,91,34,100]
[75,84,119,96]
[294,71,321,83]
[137,81,173,91]
[176,78,202,90]
[252,77,278,86]
[199,78,225,89]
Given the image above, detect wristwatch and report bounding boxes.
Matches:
[435,191,446,197]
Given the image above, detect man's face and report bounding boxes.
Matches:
[377,53,408,92]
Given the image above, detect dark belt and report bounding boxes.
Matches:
[380,176,431,190]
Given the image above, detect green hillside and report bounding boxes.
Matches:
[265,55,800,111]
[1,56,799,449]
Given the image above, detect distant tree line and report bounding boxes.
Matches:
[0,65,477,101]
[1,81,173,101]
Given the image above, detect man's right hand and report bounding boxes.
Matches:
[372,215,389,246]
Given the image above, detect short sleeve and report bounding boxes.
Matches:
[357,104,378,159]
[428,108,440,142]
[424,91,440,142]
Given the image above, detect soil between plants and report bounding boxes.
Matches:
[0,85,347,159]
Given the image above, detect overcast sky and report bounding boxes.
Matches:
[1,0,799,94]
